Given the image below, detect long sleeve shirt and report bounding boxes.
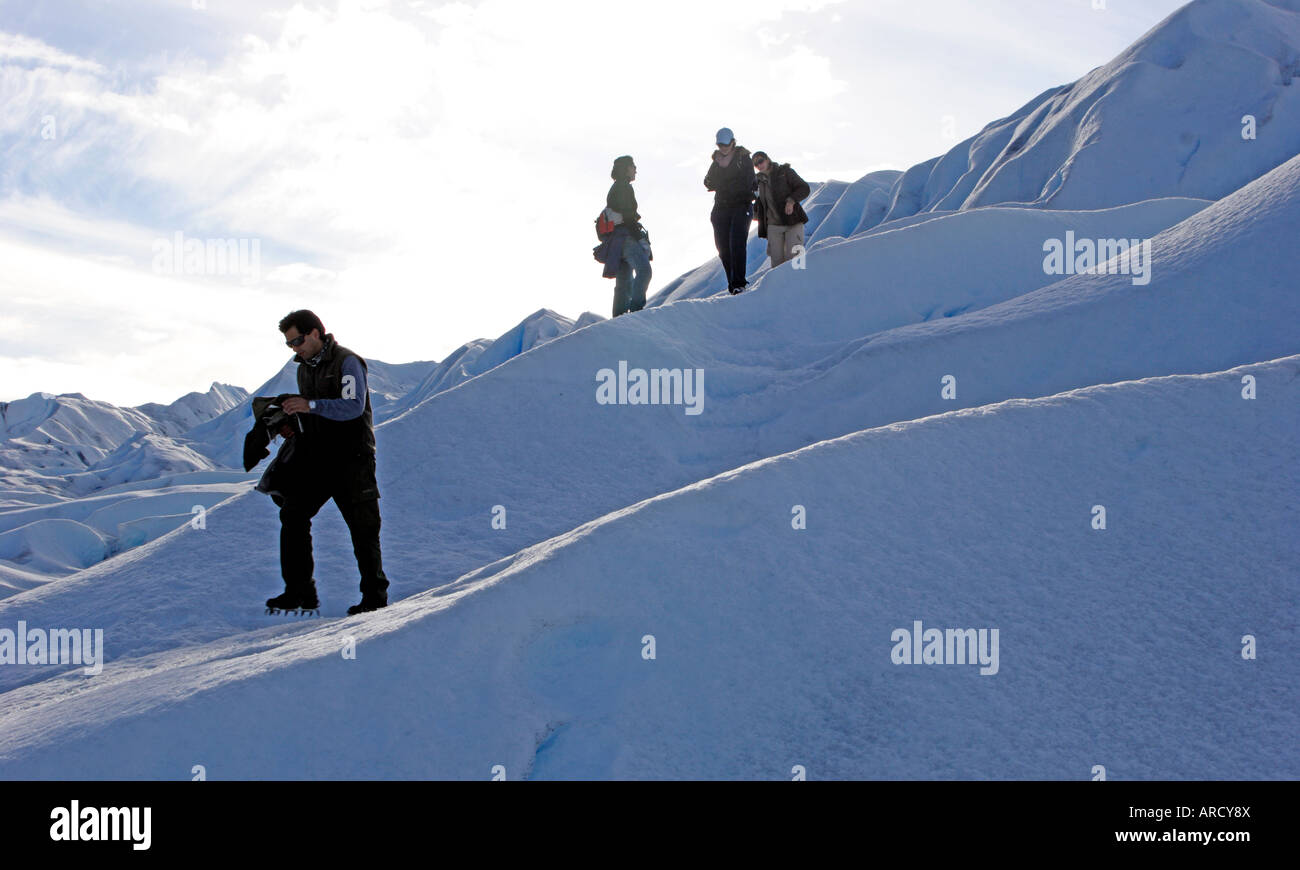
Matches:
[308,355,367,421]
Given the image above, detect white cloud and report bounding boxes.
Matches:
[0,236,301,405]
[265,262,339,284]
[0,195,159,261]
[0,32,105,74]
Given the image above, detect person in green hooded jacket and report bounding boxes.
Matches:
[606,155,652,316]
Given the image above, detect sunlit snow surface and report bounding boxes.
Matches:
[0,0,1296,779]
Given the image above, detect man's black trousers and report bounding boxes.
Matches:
[278,454,389,598]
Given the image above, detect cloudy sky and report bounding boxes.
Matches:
[0,0,1187,406]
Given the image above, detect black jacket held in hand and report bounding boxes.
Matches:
[755,163,811,239]
[243,394,306,503]
[242,394,300,471]
[704,146,755,209]
[294,334,376,462]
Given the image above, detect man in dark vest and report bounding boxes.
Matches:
[268,309,389,616]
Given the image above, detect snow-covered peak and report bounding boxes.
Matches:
[0,392,163,470]
[383,307,602,419]
[135,382,250,435]
[881,0,1300,221]
[0,379,253,502]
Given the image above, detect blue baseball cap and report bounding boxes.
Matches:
[715,127,734,145]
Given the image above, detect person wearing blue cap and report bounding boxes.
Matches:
[703,127,755,294]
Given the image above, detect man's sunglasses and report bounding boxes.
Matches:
[286,334,308,348]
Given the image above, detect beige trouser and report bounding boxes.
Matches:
[767,222,805,268]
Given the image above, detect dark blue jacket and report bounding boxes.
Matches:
[594,226,631,278]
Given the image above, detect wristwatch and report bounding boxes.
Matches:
[308,400,316,411]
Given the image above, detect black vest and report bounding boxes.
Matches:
[295,335,375,460]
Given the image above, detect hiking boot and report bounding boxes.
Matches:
[347,594,387,616]
[266,581,320,614]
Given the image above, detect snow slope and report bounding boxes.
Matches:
[0,0,1295,780]
[0,355,1292,779]
[363,153,1297,604]
[0,480,250,595]
[65,433,218,496]
[2,150,1295,695]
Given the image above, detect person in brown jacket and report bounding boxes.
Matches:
[752,151,810,269]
